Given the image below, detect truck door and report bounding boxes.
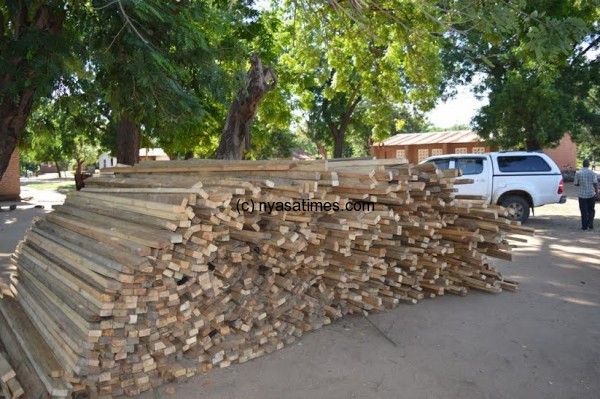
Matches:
[454,157,490,199]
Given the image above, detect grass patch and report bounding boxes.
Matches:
[23,181,76,194]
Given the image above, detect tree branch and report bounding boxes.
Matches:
[575,33,600,61]
[117,0,150,45]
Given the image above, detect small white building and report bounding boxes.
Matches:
[98,148,170,169]
[98,152,118,169]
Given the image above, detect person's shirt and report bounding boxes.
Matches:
[574,167,598,198]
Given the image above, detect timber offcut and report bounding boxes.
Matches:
[0,158,528,398]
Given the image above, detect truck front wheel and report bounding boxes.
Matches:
[500,196,530,223]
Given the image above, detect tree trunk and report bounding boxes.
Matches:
[54,161,62,178]
[0,88,36,180]
[525,137,541,151]
[217,54,278,160]
[327,92,362,160]
[332,130,344,158]
[316,141,328,160]
[74,160,85,191]
[116,117,140,165]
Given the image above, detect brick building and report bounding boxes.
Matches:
[371,130,494,164]
[372,130,576,172]
[0,148,21,201]
[542,133,577,171]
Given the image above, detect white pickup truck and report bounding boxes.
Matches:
[423,151,567,222]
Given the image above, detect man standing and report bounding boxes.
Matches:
[574,159,599,230]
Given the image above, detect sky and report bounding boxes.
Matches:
[426,84,488,129]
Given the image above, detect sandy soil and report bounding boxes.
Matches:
[1,182,599,399]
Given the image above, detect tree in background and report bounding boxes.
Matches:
[20,124,70,179]
[566,30,600,150]
[215,5,292,160]
[217,54,278,159]
[280,0,444,158]
[3,0,599,173]
[88,0,233,165]
[21,79,106,185]
[441,0,598,150]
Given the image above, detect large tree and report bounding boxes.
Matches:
[216,54,278,159]
[280,0,444,158]
[215,7,288,160]
[440,0,598,150]
[0,1,77,179]
[4,0,597,176]
[87,0,231,165]
[277,0,590,158]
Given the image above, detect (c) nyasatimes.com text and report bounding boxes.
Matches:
[236,199,375,214]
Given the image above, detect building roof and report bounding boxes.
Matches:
[139,148,168,157]
[291,148,315,160]
[377,130,484,146]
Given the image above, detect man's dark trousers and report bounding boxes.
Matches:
[579,196,596,229]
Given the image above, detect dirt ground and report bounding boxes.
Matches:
[1,180,599,399]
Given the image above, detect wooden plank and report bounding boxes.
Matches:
[48,210,178,248]
[74,191,188,213]
[0,353,16,383]
[45,212,152,256]
[105,162,293,174]
[7,377,24,398]
[0,297,72,398]
[0,314,48,399]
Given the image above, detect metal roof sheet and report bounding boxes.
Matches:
[139,148,168,157]
[378,130,484,146]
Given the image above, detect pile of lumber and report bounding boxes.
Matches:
[0,158,529,398]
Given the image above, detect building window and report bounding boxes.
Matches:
[472,147,485,154]
[417,149,429,162]
[432,148,443,156]
[395,149,406,159]
[455,147,468,154]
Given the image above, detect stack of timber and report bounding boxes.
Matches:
[0,158,529,398]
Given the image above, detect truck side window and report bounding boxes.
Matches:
[498,156,551,172]
[432,159,451,170]
[456,158,484,175]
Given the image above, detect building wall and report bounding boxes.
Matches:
[139,155,170,162]
[372,142,493,164]
[99,152,118,169]
[543,133,576,171]
[373,133,576,169]
[0,148,21,201]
